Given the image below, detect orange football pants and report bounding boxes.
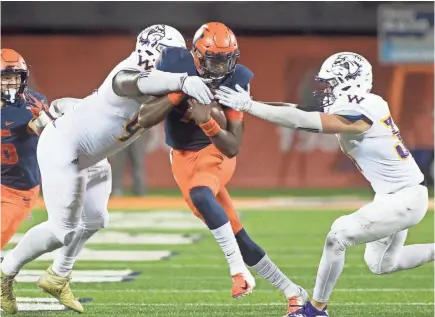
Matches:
[171,144,243,234]
[1,184,40,249]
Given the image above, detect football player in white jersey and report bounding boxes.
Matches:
[215,52,434,317]
[0,24,214,314]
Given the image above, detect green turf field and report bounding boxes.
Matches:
[5,206,434,317]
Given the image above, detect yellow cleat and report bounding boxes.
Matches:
[1,270,18,314]
[37,266,84,313]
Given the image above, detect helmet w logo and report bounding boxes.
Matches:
[347,94,365,104]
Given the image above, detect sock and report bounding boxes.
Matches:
[190,186,247,275]
[251,254,301,298]
[312,233,346,303]
[395,243,435,271]
[1,221,63,276]
[211,222,247,276]
[52,225,99,277]
[190,186,228,229]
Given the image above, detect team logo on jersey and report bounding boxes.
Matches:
[138,25,166,49]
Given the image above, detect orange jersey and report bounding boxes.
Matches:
[156,47,252,151]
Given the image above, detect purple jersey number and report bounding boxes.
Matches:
[382,116,410,160]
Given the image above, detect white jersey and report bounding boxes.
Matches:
[326,92,424,194]
[51,53,151,169]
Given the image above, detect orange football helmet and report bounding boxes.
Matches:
[1,48,29,103]
[192,22,240,85]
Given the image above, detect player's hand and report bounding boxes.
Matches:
[181,76,214,105]
[187,99,212,124]
[26,106,41,118]
[215,85,252,111]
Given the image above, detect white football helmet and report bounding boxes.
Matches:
[135,24,186,61]
[314,52,373,107]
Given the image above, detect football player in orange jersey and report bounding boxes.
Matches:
[0,48,52,314]
[137,23,308,315]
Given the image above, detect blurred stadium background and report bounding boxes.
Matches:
[1,2,434,316]
[2,1,434,194]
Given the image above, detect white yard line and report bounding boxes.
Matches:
[115,274,433,280]
[87,302,433,307]
[122,263,432,269]
[17,288,434,293]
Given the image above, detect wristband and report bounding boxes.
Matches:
[199,118,221,137]
[168,92,185,105]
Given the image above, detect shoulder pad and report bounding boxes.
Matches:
[222,64,254,90]
[330,93,385,121]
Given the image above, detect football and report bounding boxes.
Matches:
[210,100,227,130]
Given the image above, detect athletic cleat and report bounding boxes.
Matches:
[284,286,310,315]
[231,270,256,299]
[287,301,329,317]
[1,270,18,314]
[37,266,84,313]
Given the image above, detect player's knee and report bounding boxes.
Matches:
[190,186,215,211]
[364,254,396,275]
[50,223,76,246]
[83,209,110,230]
[235,229,266,266]
[189,186,228,229]
[326,230,352,251]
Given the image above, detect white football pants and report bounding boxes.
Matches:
[313,184,432,302]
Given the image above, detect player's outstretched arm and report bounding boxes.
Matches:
[262,101,324,112]
[188,99,242,158]
[261,102,297,107]
[216,85,370,134]
[113,69,213,105]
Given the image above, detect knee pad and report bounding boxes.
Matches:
[235,229,265,266]
[83,209,110,230]
[189,187,213,210]
[189,186,227,230]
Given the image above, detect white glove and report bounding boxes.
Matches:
[215,85,253,111]
[180,76,213,105]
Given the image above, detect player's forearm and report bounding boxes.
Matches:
[210,130,240,158]
[200,119,242,158]
[113,70,186,98]
[247,101,323,132]
[262,101,297,107]
[138,95,177,129]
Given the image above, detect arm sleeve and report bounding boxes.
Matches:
[248,101,323,132]
[136,48,187,95]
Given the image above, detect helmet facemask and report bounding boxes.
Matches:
[313,76,347,108]
[193,48,240,88]
[1,71,27,104]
